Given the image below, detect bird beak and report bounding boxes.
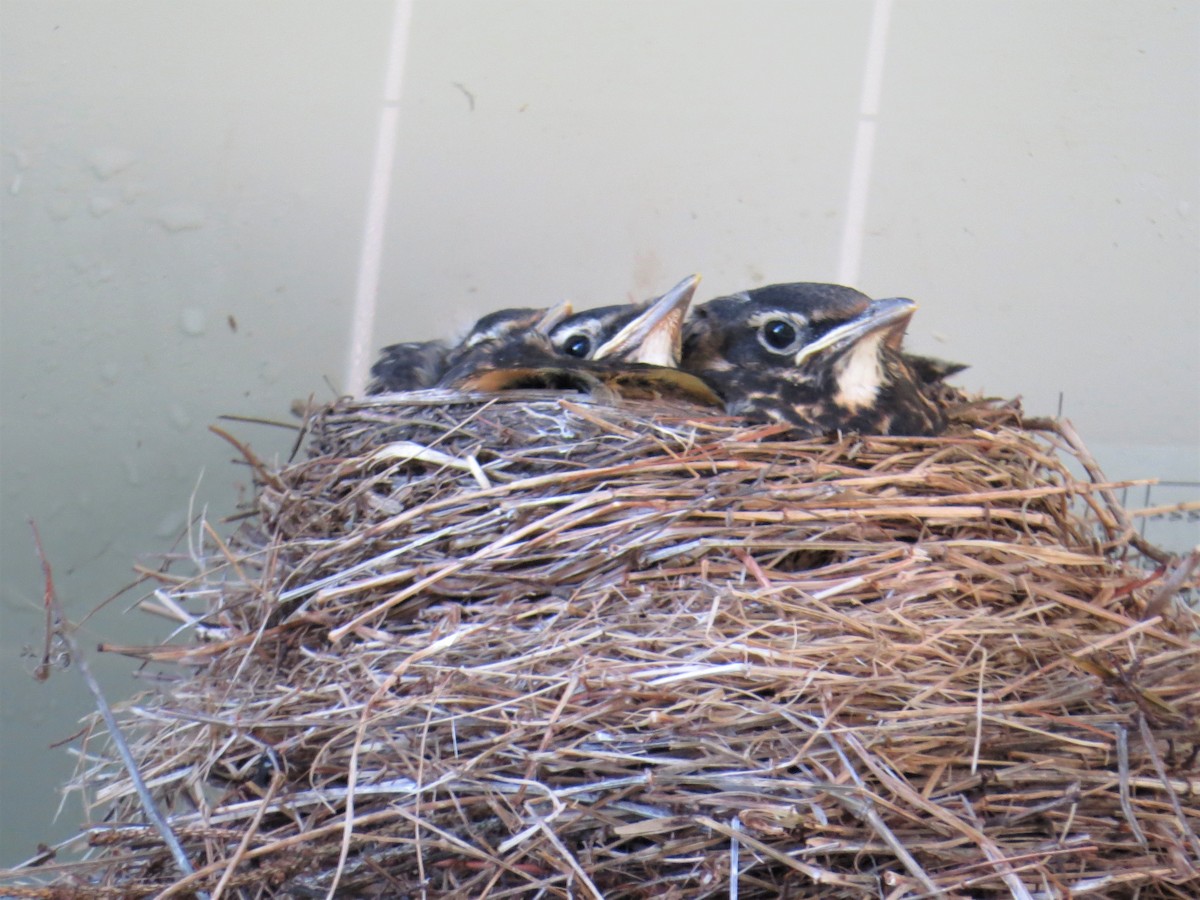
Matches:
[592,274,700,366]
[457,366,603,394]
[792,297,917,366]
[535,300,574,334]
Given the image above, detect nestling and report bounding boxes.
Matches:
[681,282,961,436]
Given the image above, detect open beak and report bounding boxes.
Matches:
[792,297,917,367]
[534,299,574,334]
[457,365,603,394]
[592,274,700,366]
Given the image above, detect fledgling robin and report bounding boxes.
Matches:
[441,275,720,407]
[547,274,700,367]
[366,339,450,394]
[681,282,962,436]
[366,303,572,395]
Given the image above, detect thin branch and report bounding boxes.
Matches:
[29,520,202,894]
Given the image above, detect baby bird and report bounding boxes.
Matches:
[442,275,720,406]
[366,303,572,395]
[547,274,700,367]
[681,282,960,436]
[365,339,450,394]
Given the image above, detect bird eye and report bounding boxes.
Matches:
[760,319,797,352]
[562,334,592,358]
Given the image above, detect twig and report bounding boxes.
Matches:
[33,534,56,681]
[210,773,283,900]
[1136,712,1200,865]
[28,521,201,893]
[958,797,1035,900]
[536,815,603,900]
[1112,724,1147,849]
[1057,419,1172,565]
[1142,547,1200,620]
[696,816,866,889]
[216,412,303,431]
[814,722,941,895]
[209,424,285,490]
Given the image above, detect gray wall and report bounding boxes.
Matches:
[2,0,1197,863]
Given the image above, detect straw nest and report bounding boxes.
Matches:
[7,389,1200,899]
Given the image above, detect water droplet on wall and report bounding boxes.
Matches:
[258,360,281,385]
[154,509,187,539]
[153,204,206,232]
[89,147,138,180]
[180,307,207,336]
[89,195,117,217]
[46,197,74,221]
[168,403,192,431]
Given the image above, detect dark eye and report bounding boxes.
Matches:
[761,319,796,351]
[562,334,591,358]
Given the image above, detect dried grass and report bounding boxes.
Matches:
[4,390,1199,898]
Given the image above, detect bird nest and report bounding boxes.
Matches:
[7,391,1200,898]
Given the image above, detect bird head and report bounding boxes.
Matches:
[436,301,574,387]
[439,277,719,406]
[366,302,576,395]
[451,302,573,358]
[366,339,451,394]
[548,274,700,367]
[682,283,947,435]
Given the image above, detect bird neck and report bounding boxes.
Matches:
[830,333,888,412]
